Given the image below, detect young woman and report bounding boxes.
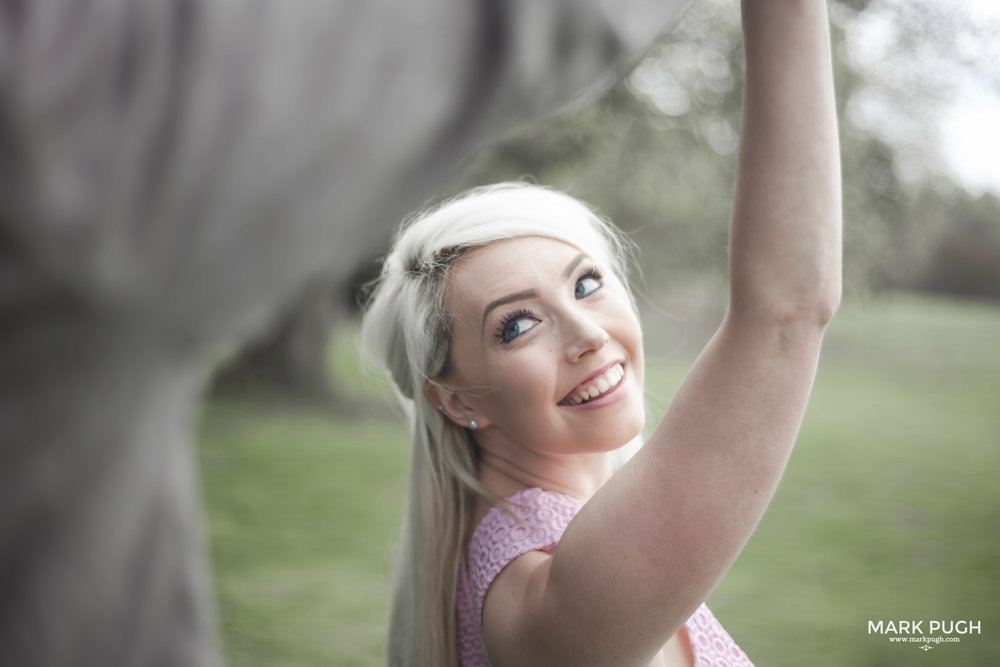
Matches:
[361,1,841,665]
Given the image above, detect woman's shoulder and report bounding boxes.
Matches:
[502,487,584,521]
[471,488,583,548]
[463,487,584,605]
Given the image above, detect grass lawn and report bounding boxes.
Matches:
[198,292,1000,665]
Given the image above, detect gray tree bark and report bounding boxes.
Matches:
[0,0,694,664]
[210,273,343,401]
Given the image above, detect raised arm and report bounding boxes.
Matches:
[483,1,841,664]
[729,0,842,325]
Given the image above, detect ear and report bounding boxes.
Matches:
[424,381,491,430]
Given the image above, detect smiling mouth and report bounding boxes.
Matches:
[558,363,625,406]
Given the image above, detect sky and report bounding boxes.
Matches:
[924,0,1000,195]
[850,0,1000,196]
[941,86,1000,195]
[939,0,1000,195]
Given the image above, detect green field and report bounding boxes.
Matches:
[199,292,1000,665]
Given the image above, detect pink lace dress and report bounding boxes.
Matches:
[456,488,754,666]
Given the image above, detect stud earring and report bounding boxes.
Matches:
[468,419,479,430]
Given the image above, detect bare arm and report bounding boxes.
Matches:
[484,1,842,664]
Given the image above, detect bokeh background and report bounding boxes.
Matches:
[198,0,1000,664]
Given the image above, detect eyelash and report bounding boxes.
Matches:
[495,307,536,343]
[577,266,605,290]
[493,266,606,344]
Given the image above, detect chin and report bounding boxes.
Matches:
[584,418,645,454]
[621,401,646,440]
[611,434,644,468]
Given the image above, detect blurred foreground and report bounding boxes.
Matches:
[199,291,1000,666]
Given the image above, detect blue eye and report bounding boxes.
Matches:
[575,269,604,299]
[496,308,540,343]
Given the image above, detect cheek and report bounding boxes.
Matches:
[482,354,556,421]
[618,311,646,393]
[618,310,644,357]
[503,353,555,401]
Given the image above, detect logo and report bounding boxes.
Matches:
[867,619,982,651]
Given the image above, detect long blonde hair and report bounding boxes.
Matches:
[360,183,636,666]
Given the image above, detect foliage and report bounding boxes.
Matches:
[915,193,1000,298]
[454,0,1000,300]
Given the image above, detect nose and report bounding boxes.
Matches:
[563,314,610,363]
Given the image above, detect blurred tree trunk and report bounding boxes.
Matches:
[210,258,381,403]
[211,274,340,400]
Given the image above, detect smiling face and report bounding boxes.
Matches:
[433,236,645,458]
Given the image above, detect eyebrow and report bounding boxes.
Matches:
[479,253,588,335]
[561,253,586,279]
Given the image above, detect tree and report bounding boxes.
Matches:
[213,0,1000,400]
[209,260,379,404]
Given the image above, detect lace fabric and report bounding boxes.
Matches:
[456,487,754,666]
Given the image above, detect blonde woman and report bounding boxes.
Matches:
[362,1,841,664]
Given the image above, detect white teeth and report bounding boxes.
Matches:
[566,363,625,405]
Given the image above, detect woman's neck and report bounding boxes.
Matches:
[476,445,613,502]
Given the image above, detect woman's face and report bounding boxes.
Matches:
[436,236,645,456]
